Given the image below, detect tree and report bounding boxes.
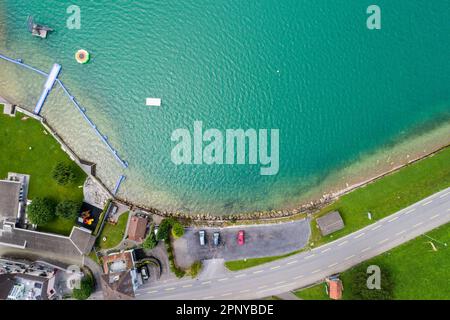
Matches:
[351,263,394,300]
[72,275,94,300]
[52,162,77,186]
[27,197,56,225]
[142,225,158,250]
[171,221,185,238]
[156,218,175,241]
[56,200,81,219]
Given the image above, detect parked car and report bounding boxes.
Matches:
[154,226,159,237]
[237,230,245,245]
[199,230,206,246]
[140,266,149,280]
[213,232,220,246]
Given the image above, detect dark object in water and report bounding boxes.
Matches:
[27,15,53,39]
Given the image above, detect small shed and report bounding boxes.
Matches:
[326,277,343,300]
[316,211,345,236]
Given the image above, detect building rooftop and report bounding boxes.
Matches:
[316,211,345,236]
[327,278,343,300]
[127,215,148,242]
[103,250,136,274]
[0,180,21,221]
[100,271,135,300]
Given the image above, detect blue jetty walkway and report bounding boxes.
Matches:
[0,53,128,172]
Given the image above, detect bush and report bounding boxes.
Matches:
[142,225,158,250]
[52,162,77,186]
[188,261,202,278]
[72,274,94,300]
[56,200,81,219]
[165,241,185,278]
[171,221,185,239]
[156,218,175,241]
[351,264,394,300]
[27,197,56,225]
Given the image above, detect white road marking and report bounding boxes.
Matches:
[361,247,371,253]
[395,230,407,236]
[413,222,423,228]
[258,285,268,289]
[321,248,331,253]
[147,290,158,294]
[165,288,175,291]
[439,192,450,198]
[294,275,304,280]
[135,293,141,296]
[235,274,247,278]
[304,254,315,260]
[371,225,382,231]
[404,208,416,215]
[430,214,440,220]
[354,233,365,239]
[338,241,348,247]
[388,217,399,223]
[378,238,389,245]
[311,269,321,274]
[287,260,298,265]
[240,289,251,293]
[328,262,338,268]
[221,293,233,297]
[202,296,214,300]
[275,281,287,285]
[201,281,211,285]
[218,278,228,282]
[422,200,433,206]
[182,284,193,288]
[253,270,264,274]
[345,255,355,261]
[270,266,281,270]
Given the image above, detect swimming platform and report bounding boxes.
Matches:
[0,52,127,193]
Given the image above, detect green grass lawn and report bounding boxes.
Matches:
[96,212,129,250]
[225,250,302,271]
[0,112,87,235]
[310,147,450,247]
[295,223,450,300]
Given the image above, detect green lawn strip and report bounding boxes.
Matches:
[225,250,302,271]
[310,147,450,248]
[38,216,76,236]
[96,212,129,250]
[295,223,450,300]
[294,284,330,300]
[0,112,86,203]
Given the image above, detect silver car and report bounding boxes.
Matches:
[213,232,220,246]
[199,230,206,246]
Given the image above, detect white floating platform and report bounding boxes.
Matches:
[146,98,162,107]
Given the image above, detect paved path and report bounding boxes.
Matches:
[135,187,450,300]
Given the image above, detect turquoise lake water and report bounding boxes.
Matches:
[1,1,449,214]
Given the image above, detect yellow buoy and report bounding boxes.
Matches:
[75,49,90,64]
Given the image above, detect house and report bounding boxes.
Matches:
[0,179,21,224]
[100,250,141,300]
[127,215,148,242]
[326,276,344,300]
[316,211,345,236]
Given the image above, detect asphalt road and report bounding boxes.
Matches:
[135,187,450,300]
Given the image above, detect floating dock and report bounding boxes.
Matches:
[113,175,126,195]
[34,63,61,114]
[146,98,161,107]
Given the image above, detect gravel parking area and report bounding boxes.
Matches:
[173,219,310,269]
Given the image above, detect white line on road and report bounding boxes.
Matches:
[378,238,389,245]
[258,285,268,289]
[287,260,298,265]
[354,233,365,239]
[388,217,399,223]
[147,290,158,294]
[422,200,433,206]
[321,248,331,253]
[328,263,338,268]
[235,274,247,278]
[221,293,233,297]
[270,266,281,270]
[275,281,287,285]
[202,296,214,300]
[311,269,321,274]
[240,289,251,293]
[182,284,193,288]
[253,270,264,274]
[218,278,228,282]
[135,293,141,296]
[395,230,407,236]
[361,247,371,253]
[430,214,440,220]
[304,255,315,260]
[338,241,348,247]
[371,225,382,231]
[294,275,304,280]
[201,281,211,285]
[165,288,175,291]
[439,192,450,198]
[413,222,424,228]
[345,255,356,261]
[404,208,416,215]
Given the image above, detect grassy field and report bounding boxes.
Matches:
[225,250,301,271]
[309,147,450,247]
[294,223,450,300]
[96,212,129,250]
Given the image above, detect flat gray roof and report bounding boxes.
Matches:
[0,180,20,220]
[316,211,345,236]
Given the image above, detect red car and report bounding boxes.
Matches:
[237,230,245,245]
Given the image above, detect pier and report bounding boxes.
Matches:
[0,53,128,169]
[113,175,126,195]
[34,63,61,114]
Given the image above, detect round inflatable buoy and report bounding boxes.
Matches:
[75,49,90,64]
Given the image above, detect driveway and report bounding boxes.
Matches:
[173,219,310,269]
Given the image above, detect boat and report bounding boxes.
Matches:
[27,16,53,39]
